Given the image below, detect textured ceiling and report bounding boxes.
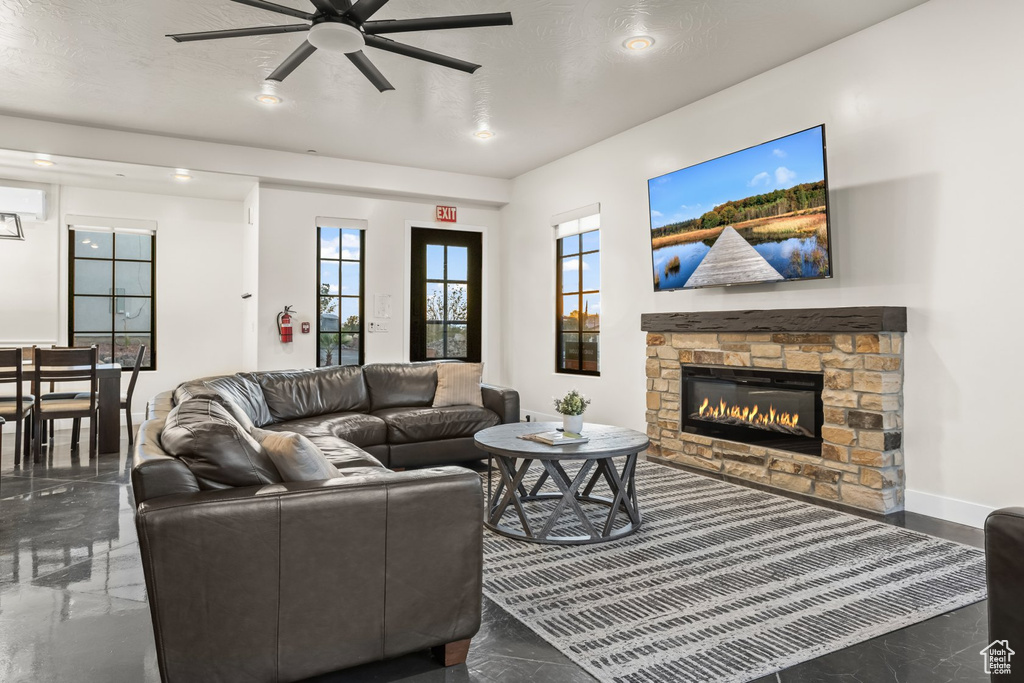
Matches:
[0,0,927,178]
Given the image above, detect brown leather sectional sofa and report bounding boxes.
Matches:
[131,362,519,682]
[986,507,1024,668]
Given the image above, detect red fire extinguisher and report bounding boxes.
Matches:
[277,306,294,343]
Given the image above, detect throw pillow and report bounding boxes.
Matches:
[432,362,484,408]
[161,398,282,489]
[251,428,340,482]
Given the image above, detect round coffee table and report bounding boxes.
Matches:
[474,422,649,545]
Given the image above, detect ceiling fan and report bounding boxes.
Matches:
[167,0,513,92]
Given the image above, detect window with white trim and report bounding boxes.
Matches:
[68,221,156,370]
[555,208,600,375]
[317,218,366,366]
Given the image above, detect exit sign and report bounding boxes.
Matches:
[435,205,457,223]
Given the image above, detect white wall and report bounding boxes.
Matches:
[0,182,60,347]
[241,185,260,371]
[257,186,505,382]
[500,0,1023,526]
[0,185,249,410]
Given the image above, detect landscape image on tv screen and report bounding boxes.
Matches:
[649,125,831,291]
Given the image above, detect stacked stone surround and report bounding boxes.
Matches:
[644,329,905,514]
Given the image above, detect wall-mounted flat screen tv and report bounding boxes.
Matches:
[649,125,832,291]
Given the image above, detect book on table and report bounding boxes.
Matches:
[517,430,589,446]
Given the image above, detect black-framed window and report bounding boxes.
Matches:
[68,228,156,370]
[318,226,365,366]
[410,227,482,362]
[556,223,600,375]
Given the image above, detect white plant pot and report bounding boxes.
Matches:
[562,414,584,434]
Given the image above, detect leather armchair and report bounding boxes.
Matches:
[986,507,1024,658]
[136,466,483,682]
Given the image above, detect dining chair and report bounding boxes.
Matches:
[66,344,146,447]
[0,348,35,463]
[122,345,146,445]
[41,344,99,449]
[32,346,99,459]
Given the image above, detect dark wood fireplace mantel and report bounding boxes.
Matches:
[641,306,907,334]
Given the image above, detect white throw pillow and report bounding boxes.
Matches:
[433,362,484,407]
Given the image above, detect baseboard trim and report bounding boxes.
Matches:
[519,409,563,424]
[905,489,994,529]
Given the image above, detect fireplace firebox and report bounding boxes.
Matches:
[681,366,824,456]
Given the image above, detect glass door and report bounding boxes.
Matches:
[410,227,482,362]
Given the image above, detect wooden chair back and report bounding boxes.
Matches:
[125,345,146,404]
[33,346,98,411]
[0,348,25,395]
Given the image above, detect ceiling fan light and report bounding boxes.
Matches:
[307,22,365,54]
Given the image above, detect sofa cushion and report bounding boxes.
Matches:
[433,362,483,408]
[364,362,438,411]
[204,375,274,427]
[263,412,387,448]
[373,405,500,444]
[160,399,282,490]
[251,428,339,482]
[301,433,385,472]
[174,374,273,428]
[253,366,369,422]
[173,386,255,431]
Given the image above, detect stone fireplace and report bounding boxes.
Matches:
[642,307,906,514]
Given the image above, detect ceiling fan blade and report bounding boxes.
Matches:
[346,51,395,92]
[362,12,513,35]
[308,0,340,15]
[167,24,309,43]
[364,35,480,74]
[330,0,353,9]
[266,39,318,81]
[230,0,313,21]
[346,0,390,24]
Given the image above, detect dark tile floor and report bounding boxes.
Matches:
[0,430,991,682]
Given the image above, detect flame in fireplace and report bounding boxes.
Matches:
[697,397,800,430]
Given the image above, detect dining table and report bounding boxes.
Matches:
[22,362,123,454]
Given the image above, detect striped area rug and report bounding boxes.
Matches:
[481,461,986,683]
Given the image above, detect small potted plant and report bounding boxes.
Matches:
[554,389,591,435]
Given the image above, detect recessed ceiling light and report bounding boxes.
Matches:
[474,130,495,140]
[90,243,99,249]
[33,158,55,167]
[623,36,654,51]
[82,238,91,244]
[173,169,192,181]
[255,94,282,105]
